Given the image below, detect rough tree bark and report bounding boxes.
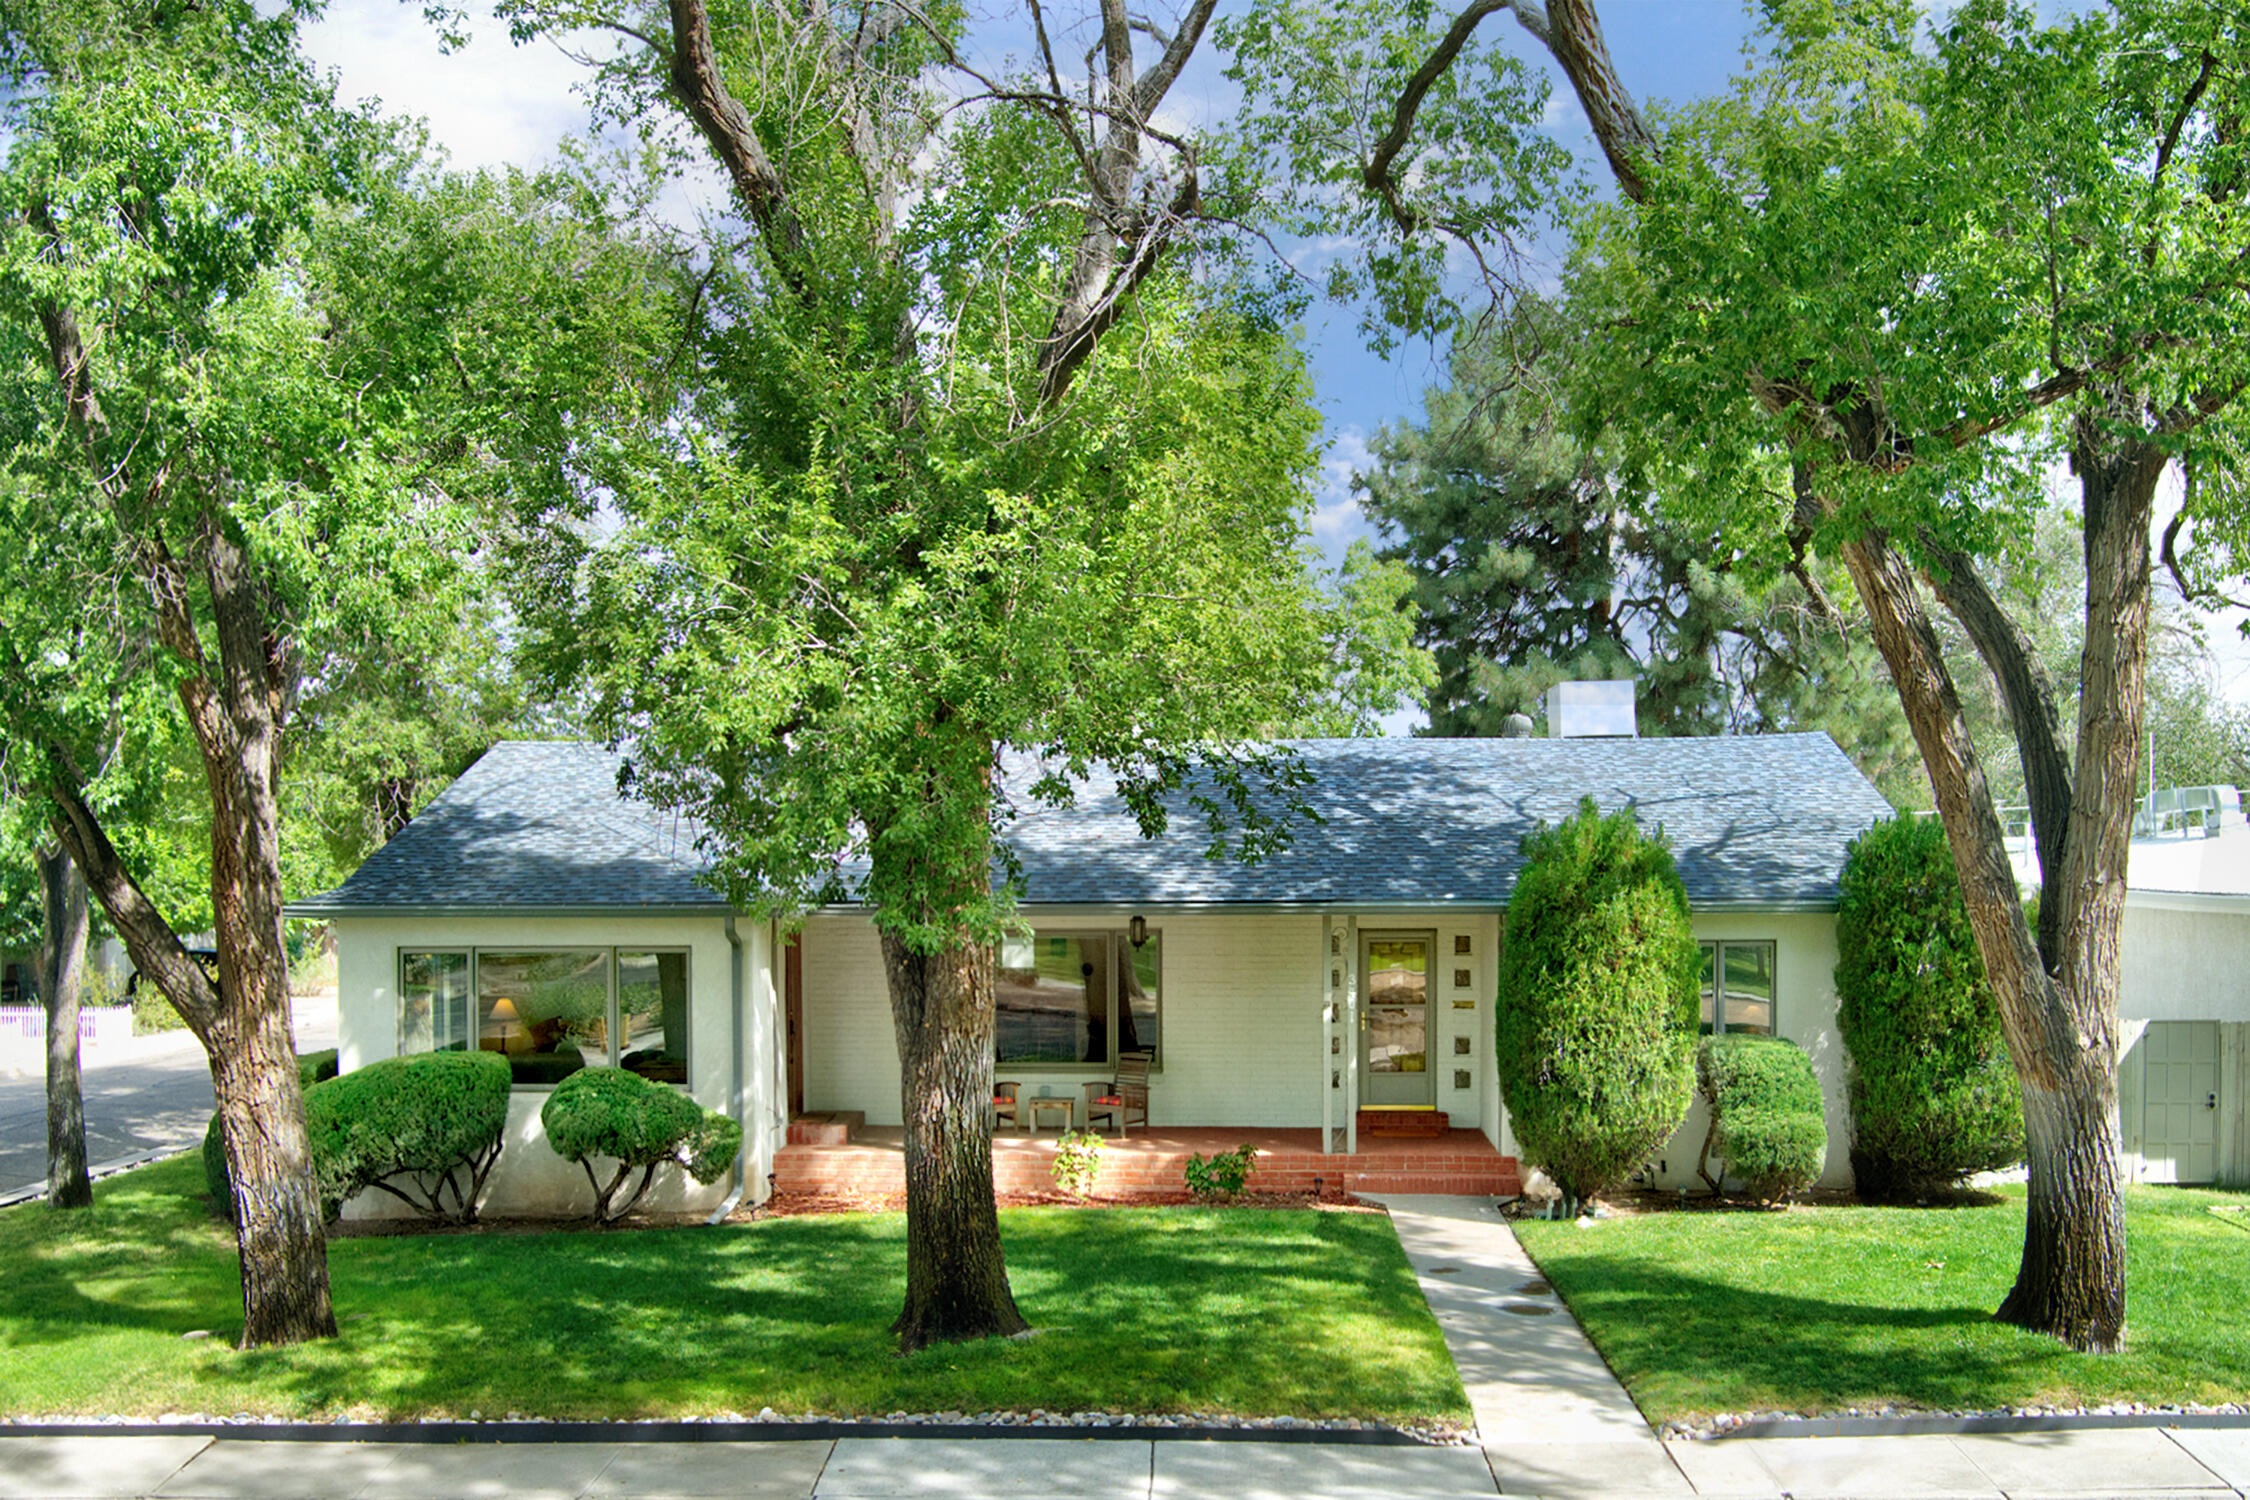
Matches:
[38,841,93,1209]
[881,926,1028,1351]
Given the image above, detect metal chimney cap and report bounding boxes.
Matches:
[1501,712,1536,739]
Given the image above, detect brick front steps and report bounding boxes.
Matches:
[1356,1108,1450,1139]
[773,1125,1520,1201]
[784,1111,865,1146]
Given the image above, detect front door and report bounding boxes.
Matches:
[1360,932,1435,1108]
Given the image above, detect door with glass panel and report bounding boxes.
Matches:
[1360,932,1435,1108]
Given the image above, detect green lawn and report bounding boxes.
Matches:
[1515,1185,2250,1423]
[0,1155,1468,1425]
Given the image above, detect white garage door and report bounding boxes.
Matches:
[2139,1020,2220,1185]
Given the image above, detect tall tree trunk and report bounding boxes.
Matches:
[38,842,92,1209]
[880,927,1028,1352]
[1834,519,2126,1350]
[191,531,337,1348]
[1987,413,2163,1348]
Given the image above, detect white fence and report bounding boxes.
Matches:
[0,1006,135,1067]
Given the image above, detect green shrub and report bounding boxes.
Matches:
[133,984,189,1035]
[1835,816,2025,1202]
[303,1050,512,1224]
[1696,1035,1826,1205]
[203,1050,348,1223]
[1051,1130,1103,1198]
[1183,1143,1259,1200]
[541,1066,742,1223]
[1496,797,1700,1207]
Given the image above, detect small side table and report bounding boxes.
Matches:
[1027,1096,1074,1132]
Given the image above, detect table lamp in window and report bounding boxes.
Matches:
[487,996,523,1054]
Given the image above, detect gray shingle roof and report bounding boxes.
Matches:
[296,733,1894,915]
[297,741,723,913]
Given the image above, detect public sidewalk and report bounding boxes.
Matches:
[3,1426,2250,1499]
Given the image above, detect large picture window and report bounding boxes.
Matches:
[995,929,1160,1068]
[397,948,690,1087]
[1699,941,1775,1036]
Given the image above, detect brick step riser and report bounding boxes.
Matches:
[776,1148,1518,1201]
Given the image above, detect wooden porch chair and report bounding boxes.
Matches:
[992,1080,1023,1132]
[1084,1051,1152,1136]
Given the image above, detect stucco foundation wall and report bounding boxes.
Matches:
[798,909,1506,1134]
[331,913,747,1218]
[2119,899,2250,1024]
[1641,911,1852,1193]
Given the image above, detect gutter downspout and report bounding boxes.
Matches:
[707,913,747,1225]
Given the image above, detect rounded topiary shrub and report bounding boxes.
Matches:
[1496,797,1700,1206]
[203,1048,345,1224]
[303,1049,512,1224]
[1835,815,2025,1203]
[1696,1034,1826,1205]
[542,1066,743,1223]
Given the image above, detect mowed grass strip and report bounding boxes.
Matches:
[0,1155,1468,1425]
[1515,1184,2250,1423]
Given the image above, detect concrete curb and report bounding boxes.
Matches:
[1710,1412,2250,1441]
[0,1420,1439,1447]
[0,1145,192,1209]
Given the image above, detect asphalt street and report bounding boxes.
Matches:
[0,996,336,1198]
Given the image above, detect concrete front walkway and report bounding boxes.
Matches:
[1371,1193,1690,1498]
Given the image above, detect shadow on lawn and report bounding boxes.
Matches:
[1541,1253,2068,1414]
[201,1207,1460,1421]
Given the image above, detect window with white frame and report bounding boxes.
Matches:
[397,948,690,1087]
[994,929,1160,1068]
[1698,941,1775,1036]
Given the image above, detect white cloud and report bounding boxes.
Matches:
[1312,426,1375,550]
[300,0,595,172]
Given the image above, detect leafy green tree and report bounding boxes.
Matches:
[0,0,670,1345]
[1233,0,2250,1350]
[1361,297,1916,762]
[1836,816,2025,1202]
[1496,799,1700,1207]
[486,0,1439,1348]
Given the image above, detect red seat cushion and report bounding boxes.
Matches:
[1094,1095,1123,1105]
[994,1097,1014,1106]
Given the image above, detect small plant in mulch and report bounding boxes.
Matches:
[1183,1143,1259,1200]
[1051,1130,1103,1199]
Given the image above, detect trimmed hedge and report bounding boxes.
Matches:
[1696,1035,1826,1205]
[542,1066,742,1223]
[202,1049,343,1224]
[1835,816,2024,1202]
[303,1050,512,1223]
[1496,797,1700,1206]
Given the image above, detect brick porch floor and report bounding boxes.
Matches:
[772,1125,1520,1200]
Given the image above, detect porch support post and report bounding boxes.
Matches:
[1320,915,1335,1155]
[1344,913,1359,1156]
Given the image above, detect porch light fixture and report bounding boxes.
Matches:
[1128,915,1149,948]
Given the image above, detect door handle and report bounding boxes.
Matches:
[2210,1093,2220,1111]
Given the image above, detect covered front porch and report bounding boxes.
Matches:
[773,1122,1521,1201]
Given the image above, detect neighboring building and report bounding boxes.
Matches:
[2008,788,2250,1188]
[293,729,1896,1217]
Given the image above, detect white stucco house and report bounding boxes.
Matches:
[291,730,1896,1216]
